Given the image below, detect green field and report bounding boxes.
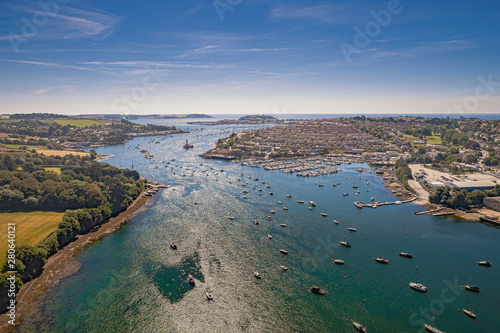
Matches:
[53,119,103,127]
[425,135,442,145]
[403,134,417,142]
[3,144,47,150]
[0,211,64,266]
[44,167,62,174]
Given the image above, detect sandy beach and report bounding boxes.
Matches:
[0,190,157,332]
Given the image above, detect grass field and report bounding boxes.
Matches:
[38,149,90,157]
[53,119,104,127]
[0,211,64,266]
[403,134,417,142]
[44,167,62,174]
[3,144,47,150]
[425,135,442,145]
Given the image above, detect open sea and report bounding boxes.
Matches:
[15,118,500,333]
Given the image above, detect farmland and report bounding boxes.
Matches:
[52,119,104,127]
[3,144,48,150]
[37,149,90,157]
[43,167,62,174]
[0,211,64,266]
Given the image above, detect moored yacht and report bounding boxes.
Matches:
[348,227,357,232]
[334,259,344,265]
[307,201,316,206]
[409,282,427,292]
[253,271,261,279]
[340,241,351,247]
[268,234,272,239]
[352,321,367,333]
[279,249,288,254]
[477,261,491,267]
[398,252,413,258]
[424,324,445,333]
[375,258,389,264]
[280,265,288,271]
[321,213,327,217]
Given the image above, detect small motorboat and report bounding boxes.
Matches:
[253,271,261,279]
[321,213,327,217]
[375,258,389,264]
[310,286,325,295]
[170,242,178,250]
[267,234,272,239]
[333,220,339,224]
[279,249,288,254]
[205,291,213,300]
[279,265,288,271]
[286,194,292,198]
[477,261,491,267]
[297,200,304,204]
[270,210,275,214]
[279,224,286,227]
[277,201,282,204]
[308,201,316,206]
[283,207,288,210]
[398,252,413,258]
[308,206,313,210]
[228,216,234,220]
[348,227,356,232]
[188,274,195,285]
[268,216,272,220]
[340,241,351,247]
[255,220,260,225]
[409,282,427,292]
[465,285,480,292]
[269,192,274,195]
[242,196,247,199]
[334,259,344,265]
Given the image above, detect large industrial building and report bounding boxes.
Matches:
[450,181,497,192]
[483,197,500,212]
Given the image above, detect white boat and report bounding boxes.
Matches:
[283,207,288,210]
[297,200,304,203]
[340,241,351,247]
[348,227,357,232]
[270,210,275,214]
[308,201,316,206]
[463,308,476,319]
[334,259,344,265]
[279,249,288,254]
[424,324,445,333]
[280,265,288,271]
[279,224,286,227]
[321,213,327,217]
[277,201,282,204]
[409,282,427,292]
[477,261,491,267]
[205,291,213,300]
[268,234,272,239]
[228,216,234,220]
[352,321,367,333]
[375,258,388,264]
[253,271,261,279]
[286,194,292,198]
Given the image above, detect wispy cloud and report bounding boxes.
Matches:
[34,89,47,95]
[270,4,355,23]
[3,4,121,40]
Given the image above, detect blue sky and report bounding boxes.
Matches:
[0,0,499,115]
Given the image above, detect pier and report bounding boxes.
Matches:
[354,196,419,208]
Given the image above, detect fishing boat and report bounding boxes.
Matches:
[465,285,480,292]
[375,258,389,264]
[310,286,325,295]
[280,265,288,271]
[477,261,491,267]
[253,271,261,279]
[308,201,316,206]
[348,227,357,232]
[279,249,288,254]
[334,259,344,265]
[409,267,427,292]
[205,291,213,300]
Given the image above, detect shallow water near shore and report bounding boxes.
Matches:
[16,122,500,333]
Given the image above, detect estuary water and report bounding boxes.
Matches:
[16,122,500,333]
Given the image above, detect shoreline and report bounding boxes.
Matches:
[0,190,158,332]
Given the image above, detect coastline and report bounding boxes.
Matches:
[0,190,158,332]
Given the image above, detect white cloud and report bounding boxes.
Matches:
[35,89,47,95]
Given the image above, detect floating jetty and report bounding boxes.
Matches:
[354,196,419,208]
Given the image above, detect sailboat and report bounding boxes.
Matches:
[398,241,413,258]
[340,232,351,247]
[409,266,427,292]
[351,306,367,332]
[424,317,445,333]
[462,297,476,319]
[464,273,480,292]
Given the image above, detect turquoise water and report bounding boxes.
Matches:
[17,124,500,333]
